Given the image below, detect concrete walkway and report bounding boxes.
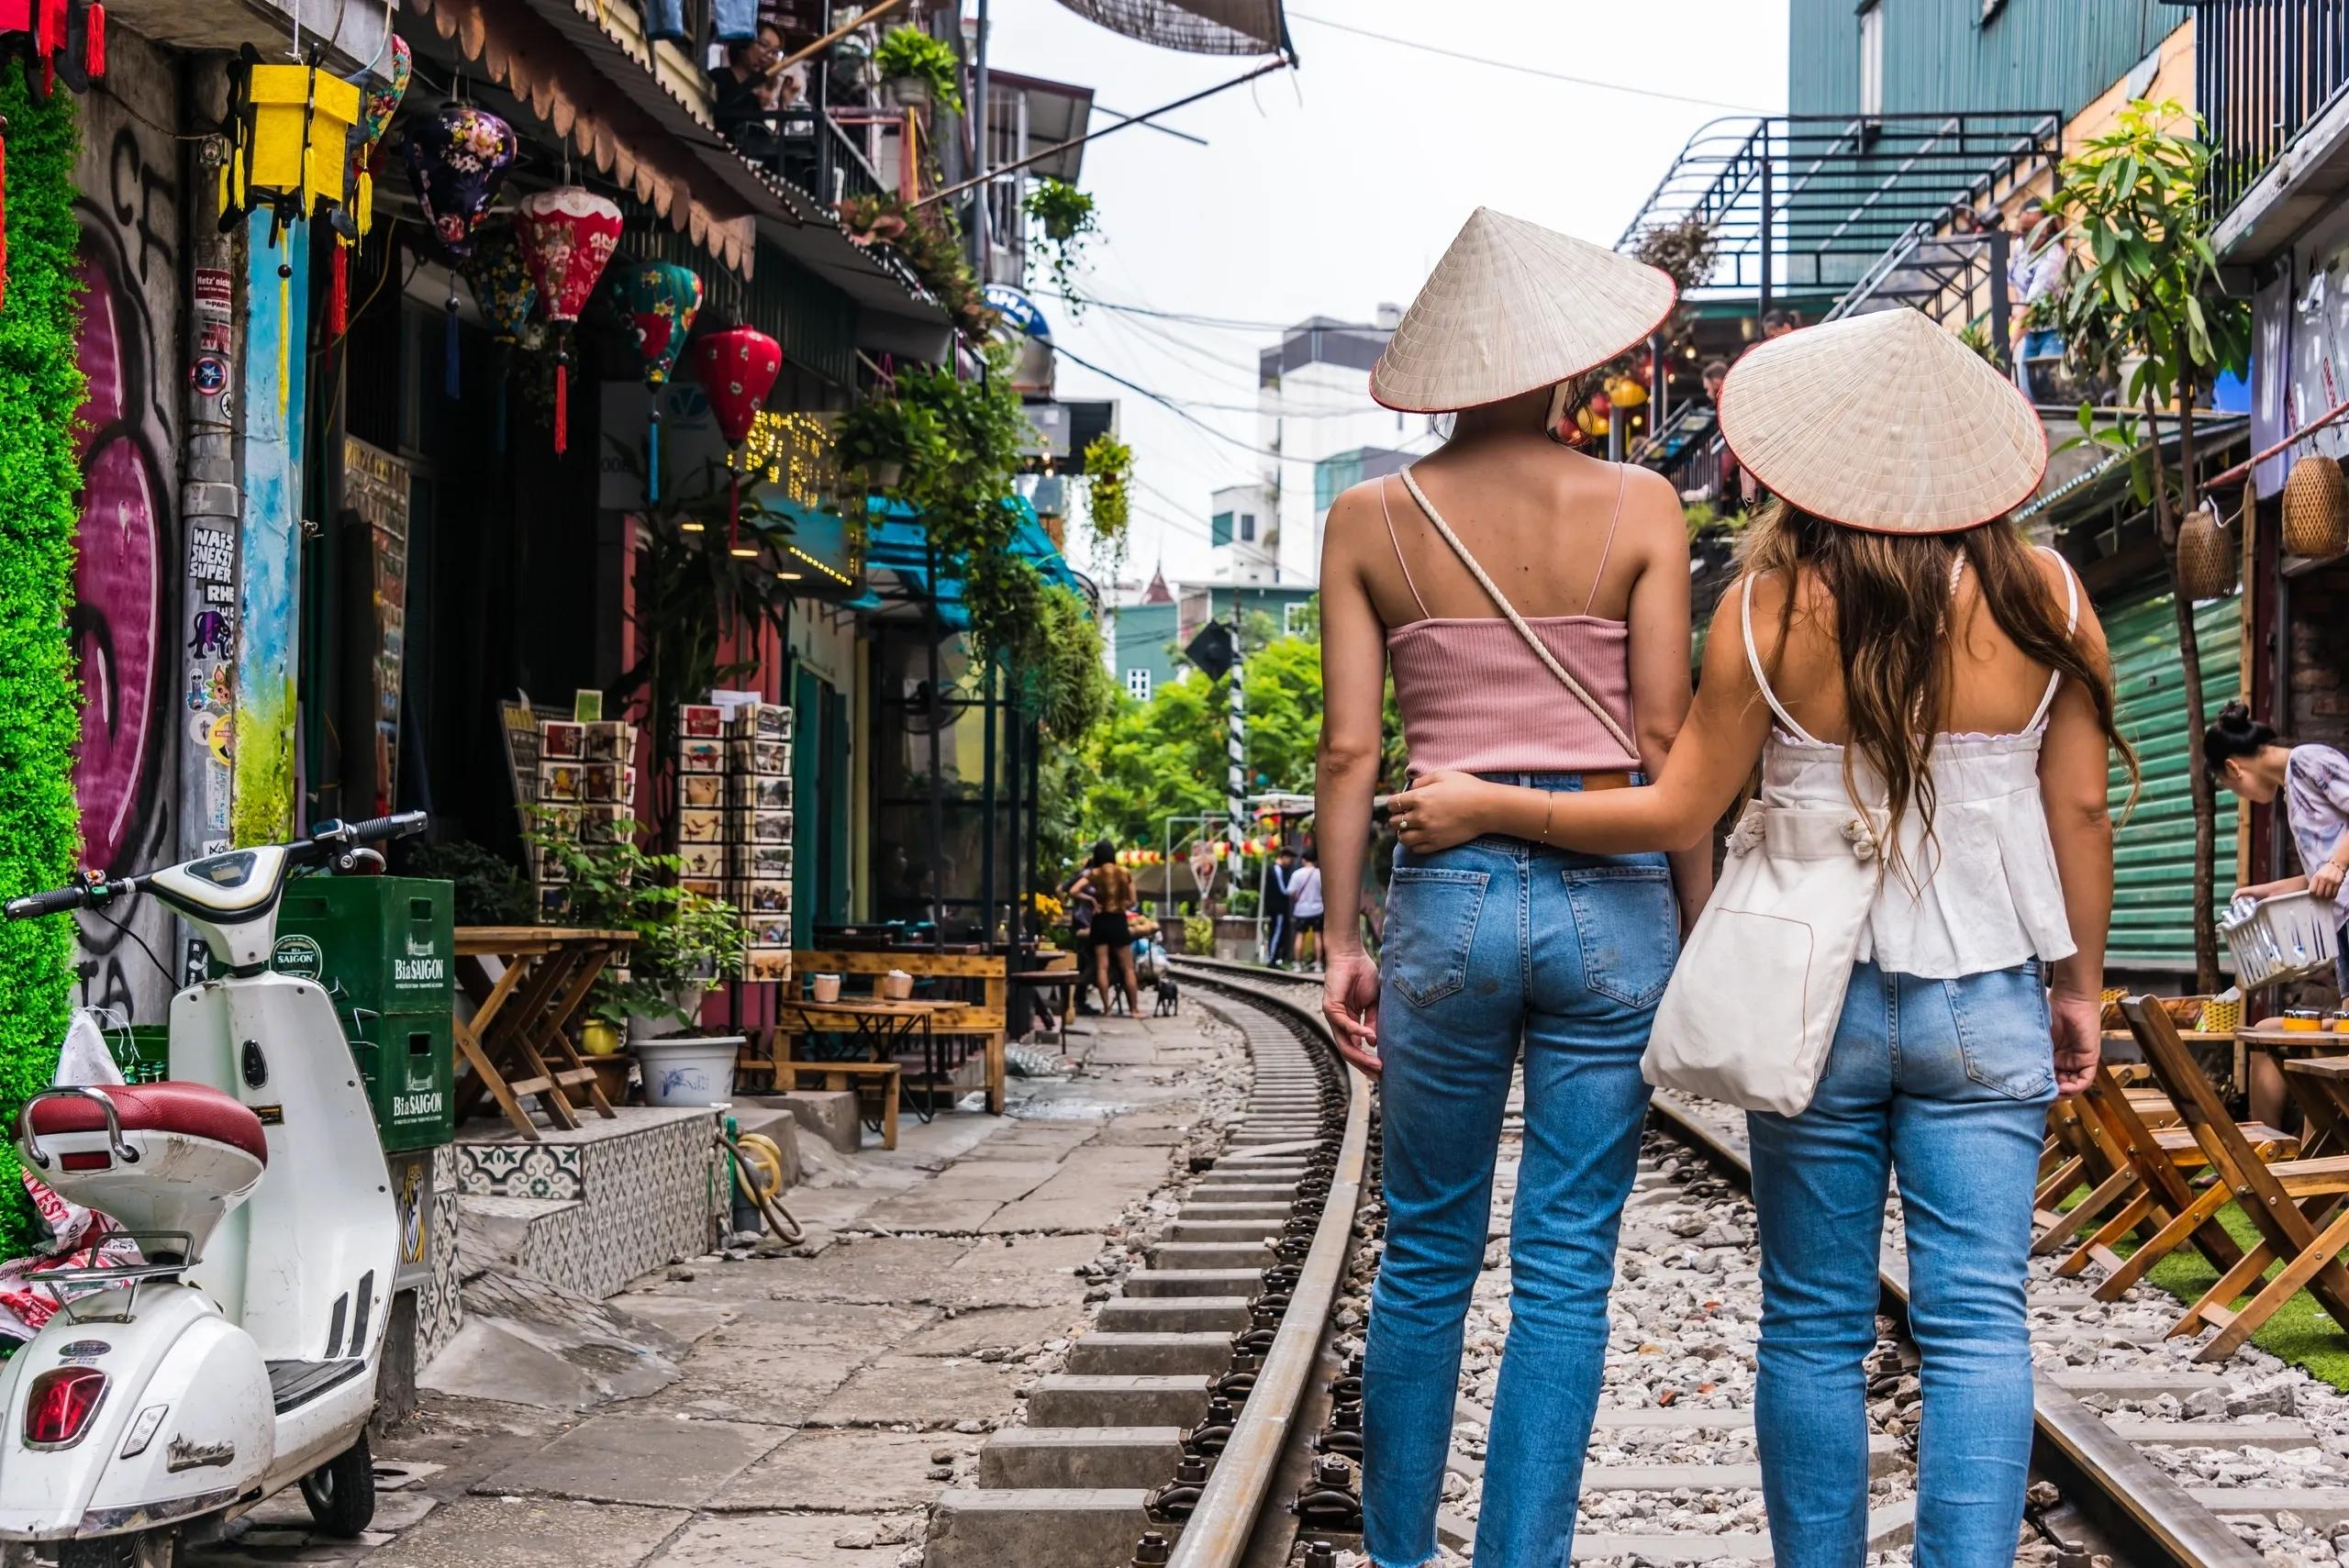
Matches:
[194,1009,1245,1568]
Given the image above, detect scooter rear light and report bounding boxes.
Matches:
[25,1366,106,1446]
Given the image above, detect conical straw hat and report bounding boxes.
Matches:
[1719,308,2047,534]
[1369,208,1677,414]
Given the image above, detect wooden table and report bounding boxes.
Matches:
[777,997,961,1123]
[2242,1024,2349,1145]
[452,926,633,1140]
[2104,1028,2238,1092]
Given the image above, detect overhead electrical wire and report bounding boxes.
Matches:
[1286,11,1774,114]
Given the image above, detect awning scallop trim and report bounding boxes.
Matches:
[409,0,758,274]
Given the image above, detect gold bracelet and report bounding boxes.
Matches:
[1542,793,1555,844]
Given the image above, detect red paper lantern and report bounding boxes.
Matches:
[511,185,622,454]
[686,326,784,548]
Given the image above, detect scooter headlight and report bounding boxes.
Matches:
[24,1367,106,1447]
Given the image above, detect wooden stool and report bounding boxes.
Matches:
[782,1056,901,1151]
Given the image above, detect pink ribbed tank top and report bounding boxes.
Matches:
[1382,468,1641,777]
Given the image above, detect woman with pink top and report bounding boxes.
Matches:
[1315,209,1710,1567]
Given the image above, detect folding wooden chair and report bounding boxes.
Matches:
[2123,996,2349,1362]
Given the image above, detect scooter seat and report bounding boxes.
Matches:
[28,1082,269,1166]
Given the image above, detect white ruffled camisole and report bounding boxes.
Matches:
[1739,552,2082,980]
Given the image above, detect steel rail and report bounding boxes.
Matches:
[1163,960,1369,1568]
[1644,1091,2260,1568]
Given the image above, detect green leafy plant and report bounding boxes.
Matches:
[2045,97,2253,990]
[1183,915,1214,954]
[1081,432,1131,576]
[1023,178,1097,303]
[874,26,963,114]
[0,79,85,1257]
[837,193,994,335]
[525,814,746,1031]
[1955,320,2001,365]
[401,840,534,926]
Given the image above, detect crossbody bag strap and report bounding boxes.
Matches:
[1397,467,1642,764]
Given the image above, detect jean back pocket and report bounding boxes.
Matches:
[1944,961,2055,1101]
[1563,862,1679,1009]
[1384,867,1490,1006]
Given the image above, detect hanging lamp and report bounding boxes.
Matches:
[511,185,623,455]
[403,102,518,397]
[329,32,407,339]
[686,326,785,551]
[607,260,704,501]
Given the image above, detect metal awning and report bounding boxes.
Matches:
[987,71,1097,183]
[863,500,1085,629]
[1052,0,1289,56]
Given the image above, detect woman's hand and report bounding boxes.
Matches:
[1322,951,1382,1076]
[2313,859,2346,904]
[1388,771,1497,854]
[2051,990,2102,1095]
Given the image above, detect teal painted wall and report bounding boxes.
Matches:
[1112,601,1181,700]
[1789,0,2176,120]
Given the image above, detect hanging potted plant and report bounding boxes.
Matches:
[874,27,962,116]
[836,387,927,494]
[1022,178,1097,304]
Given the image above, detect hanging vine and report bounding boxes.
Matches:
[1081,432,1132,579]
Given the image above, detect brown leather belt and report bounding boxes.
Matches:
[1577,772,1635,791]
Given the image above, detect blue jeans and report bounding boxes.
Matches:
[1748,960,2055,1568]
[1365,774,1679,1568]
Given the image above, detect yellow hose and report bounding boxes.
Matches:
[719,1129,804,1244]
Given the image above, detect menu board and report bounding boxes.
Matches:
[343,437,411,817]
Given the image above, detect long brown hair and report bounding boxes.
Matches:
[1740,502,2137,876]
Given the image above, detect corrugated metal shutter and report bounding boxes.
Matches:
[2106,586,2242,973]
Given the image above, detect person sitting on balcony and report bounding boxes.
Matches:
[714,23,789,158]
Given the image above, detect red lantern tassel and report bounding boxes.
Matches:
[328,242,348,339]
[554,357,569,455]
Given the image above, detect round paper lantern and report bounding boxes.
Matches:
[404,104,518,396]
[608,260,705,501]
[687,326,785,548]
[458,226,540,451]
[512,185,624,455]
[328,36,409,339]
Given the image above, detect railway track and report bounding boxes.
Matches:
[926,962,1370,1568]
[1173,959,2349,1568]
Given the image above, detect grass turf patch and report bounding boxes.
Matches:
[2134,1205,2349,1392]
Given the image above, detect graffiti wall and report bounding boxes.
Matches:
[69,30,184,1024]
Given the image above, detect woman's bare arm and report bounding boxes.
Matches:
[1392,582,1775,854]
[1314,487,1391,1063]
[2039,595,2114,1093]
[1618,468,1712,923]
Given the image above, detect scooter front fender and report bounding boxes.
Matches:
[0,1285,272,1540]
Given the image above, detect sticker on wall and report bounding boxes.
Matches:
[190,354,228,398]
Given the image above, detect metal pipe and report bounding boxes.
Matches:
[774,0,909,74]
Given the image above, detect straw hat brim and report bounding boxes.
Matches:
[1369,208,1681,414]
[1717,310,2048,535]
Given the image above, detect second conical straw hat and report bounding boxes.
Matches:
[1369,208,1677,414]
[1719,308,2047,533]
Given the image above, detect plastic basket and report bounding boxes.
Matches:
[2221,892,2343,988]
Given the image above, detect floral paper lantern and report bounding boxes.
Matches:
[607,260,703,500]
[512,185,623,455]
[686,326,785,550]
[404,104,518,396]
[458,225,540,450]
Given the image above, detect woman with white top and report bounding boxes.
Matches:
[1383,309,2133,1567]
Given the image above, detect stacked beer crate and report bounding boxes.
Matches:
[677,702,795,984]
[532,717,640,923]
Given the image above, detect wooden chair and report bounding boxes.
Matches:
[2122,996,2349,1361]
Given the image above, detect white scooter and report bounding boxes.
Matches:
[0,813,425,1567]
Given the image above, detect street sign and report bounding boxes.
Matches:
[1186,618,1237,681]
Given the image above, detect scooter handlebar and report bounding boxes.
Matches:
[4,885,91,921]
[335,811,429,845]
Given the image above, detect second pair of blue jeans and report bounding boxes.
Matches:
[1748,959,2056,1568]
[1364,773,1679,1568]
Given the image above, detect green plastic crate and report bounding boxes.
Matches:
[119,1026,171,1084]
[270,876,455,1018]
[344,1009,455,1152]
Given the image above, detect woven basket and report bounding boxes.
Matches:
[2283,454,2349,559]
[2176,506,2238,599]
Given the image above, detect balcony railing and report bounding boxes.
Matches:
[2193,0,2349,220]
[1637,401,1725,499]
[1619,111,2059,309]
[1824,227,2013,361]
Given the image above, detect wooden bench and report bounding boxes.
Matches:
[786,951,1010,1113]
[776,1057,901,1151]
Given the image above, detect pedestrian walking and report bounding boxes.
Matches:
[1262,844,1297,966]
[1317,206,1710,1567]
[1068,841,1141,1018]
[1386,307,2129,1568]
[1287,848,1325,971]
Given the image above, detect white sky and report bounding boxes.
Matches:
[983,0,1791,592]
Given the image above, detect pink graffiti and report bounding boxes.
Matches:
[71,245,164,871]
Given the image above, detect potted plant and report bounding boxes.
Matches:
[527,814,750,1103]
[874,27,962,115]
[835,388,918,494]
[1022,178,1097,302]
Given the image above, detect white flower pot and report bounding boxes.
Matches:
[632,1036,743,1107]
[885,76,930,111]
